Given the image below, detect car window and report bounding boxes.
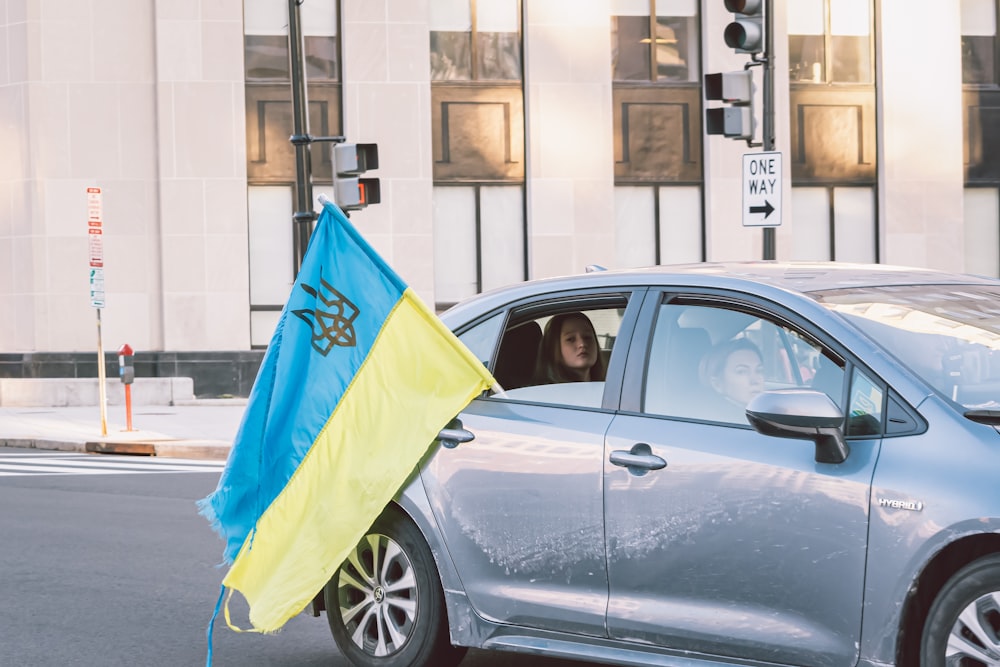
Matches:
[491,301,626,408]
[846,367,884,436]
[457,312,504,368]
[643,302,846,425]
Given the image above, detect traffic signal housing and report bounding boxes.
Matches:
[723,0,764,54]
[704,70,755,141]
[333,143,381,211]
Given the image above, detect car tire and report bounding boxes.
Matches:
[324,510,467,667]
[921,553,1000,666]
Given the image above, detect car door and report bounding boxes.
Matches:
[602,292,882,667]
[421,290,642,637]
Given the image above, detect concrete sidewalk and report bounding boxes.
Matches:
[0,400,247,461]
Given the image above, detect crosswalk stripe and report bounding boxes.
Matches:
[0,452,225,476]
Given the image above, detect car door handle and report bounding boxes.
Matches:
[609,443,666,472]
[437,419,475,449]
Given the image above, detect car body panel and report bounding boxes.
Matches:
[860,393,1000,663]
[387,262,1000,667]
[603,413,877,667]
[420,398,613,635]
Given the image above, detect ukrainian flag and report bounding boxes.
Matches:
[198,199,495,634]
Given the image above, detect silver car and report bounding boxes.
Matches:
[320,262,1000,667]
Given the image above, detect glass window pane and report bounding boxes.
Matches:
[656,0,697,17]
[248,186,295,305]
[961,0,996,36]
[833,187,876,263]
[612,15,651,81]
[251,310,282,348]
[659,186,702,264]
[430,0,472,31]
[245,35,290,80]
[963,36,996,84]
[301,0,337,36]
[480,186,525,291]
[789,35,826,82]
[791,188,831,260]
[655,16,699,82]
[458,312,504,367]
[433,186,478,305]
[477,0,519,32]
[788,0,825,35]
[304,36,338,81]
[964,188,1000,277]
[831,35,871,83]
[477,32,522,80]
[831,0,870,36]
[613,0,652,17]
[846,368,883,436]
[244,3,288,36]
[431,31,473,80]
[615,186,656,268]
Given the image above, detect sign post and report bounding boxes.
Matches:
[741,151,782,229]
[87,187,108,436]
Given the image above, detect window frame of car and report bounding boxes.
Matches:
[620,288,925,439]
[454,286,648,411]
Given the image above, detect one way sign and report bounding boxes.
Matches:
[742,152,782,228]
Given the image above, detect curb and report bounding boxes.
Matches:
[1,438,230,461]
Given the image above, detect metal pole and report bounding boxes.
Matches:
[96,309,108,436]
[288,0,315,274]
[762,0,776,260]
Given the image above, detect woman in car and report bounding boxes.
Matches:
[534,312,606,383]
[700,337,765,423]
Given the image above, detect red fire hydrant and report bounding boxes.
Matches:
[118,344,135,431]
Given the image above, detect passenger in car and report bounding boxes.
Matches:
[534,312,606,383]
[700,338,765,422]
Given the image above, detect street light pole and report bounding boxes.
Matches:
[288,0,314,274]
[761,0,775,260]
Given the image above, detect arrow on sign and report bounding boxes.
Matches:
[749,200,775,218]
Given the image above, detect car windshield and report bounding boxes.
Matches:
[812,284,1000,410]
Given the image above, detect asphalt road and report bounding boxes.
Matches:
[0,448,586,667]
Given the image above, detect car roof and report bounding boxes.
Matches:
[441,261,1000,324]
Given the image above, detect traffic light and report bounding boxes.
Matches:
[333,143,381,211]
[704,70,755,140]
[723,0,764,54]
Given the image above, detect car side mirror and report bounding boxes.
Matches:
[745,389,850,464]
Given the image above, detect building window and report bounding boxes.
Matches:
[612,0,700,83]
[789,0,873,84]
[430,0,521,81]
[611,0,703,267]
[244,0,342,347]
[962,0,998,85]
[430,0,526,308]
[790,186,876,263]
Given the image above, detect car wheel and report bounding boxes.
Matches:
[921,554,1000,666]
[324,511,466,667]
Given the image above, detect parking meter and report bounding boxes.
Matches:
[118,343,135,384]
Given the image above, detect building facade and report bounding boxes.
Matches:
[0,0,995,395]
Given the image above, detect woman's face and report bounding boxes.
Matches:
[559,318,598,379]
[714,348,764,406]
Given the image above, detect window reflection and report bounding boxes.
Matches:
[654,16,699,82]
[245,35,290,80]
[431,32,472,80]
[612,5,699,83]
[788,0,872,84]
[831,35,870,83]
[612,16,651,81]
[961,0,998,84]
[429,0,521,82]
[478,32,521,80]
[244,35,338,82]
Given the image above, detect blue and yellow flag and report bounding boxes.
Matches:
[198,199,495,634]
